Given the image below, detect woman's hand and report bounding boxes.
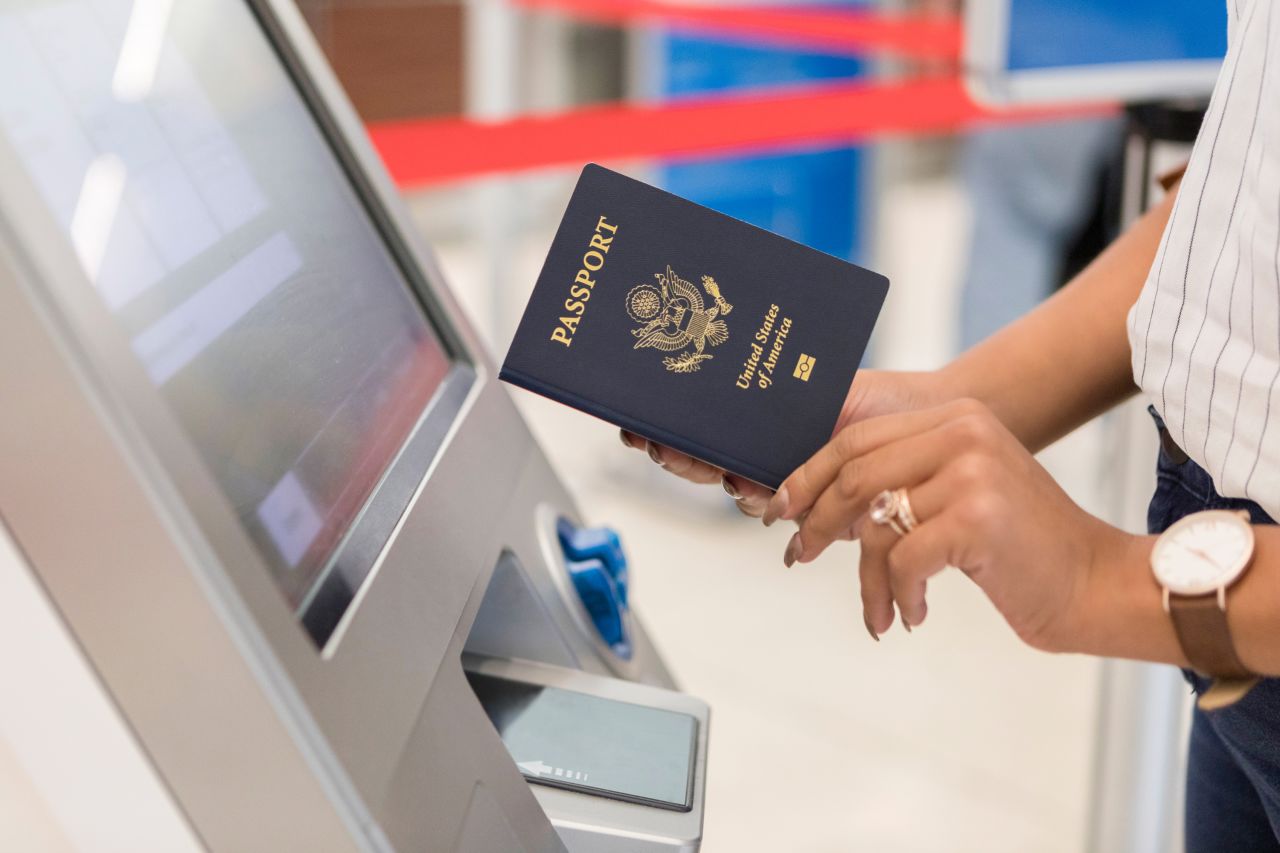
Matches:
[763,397,1134,649]
[621,370,951,517]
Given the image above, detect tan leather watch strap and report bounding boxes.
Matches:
[1157,161,1190,192]
[1168,593,1253,679]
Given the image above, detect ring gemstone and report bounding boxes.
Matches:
[869,489,900,525]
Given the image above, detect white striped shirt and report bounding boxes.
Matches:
[1128,0,1280,519]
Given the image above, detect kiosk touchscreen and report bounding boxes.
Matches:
[0,1,707,850]
[0,0,456,645]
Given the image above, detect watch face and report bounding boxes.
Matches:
[1152,510,1255,595]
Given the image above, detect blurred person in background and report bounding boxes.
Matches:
[931,0,1126,350]
[625,0,1280,848]
[959,117,1123,348]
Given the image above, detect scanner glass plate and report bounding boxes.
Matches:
[466,671,697,812]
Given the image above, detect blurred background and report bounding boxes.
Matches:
[285,2,1213,851]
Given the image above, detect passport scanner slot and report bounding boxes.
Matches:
[461,654,709,850]
[464,667,696,811]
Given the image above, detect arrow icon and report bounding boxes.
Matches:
[518,759,552,776]
[517,759,588,783]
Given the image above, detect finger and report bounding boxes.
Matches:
[887,522,954,630]
[723,474,773,517]
[765,398,985,526]
[882,462,995,627]
[836,517,863,541]
[885,491,962,625]
[792,421,960,564]
[737,493,769,517]
[647,441,725,485]
[620,429,644,450]
[858,517,900,636]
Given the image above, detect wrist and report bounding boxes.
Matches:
[1069,529,1189,666]
[935,358,978,405]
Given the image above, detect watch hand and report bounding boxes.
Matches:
[1187,545,1218,565]
[1169,541,1222,572]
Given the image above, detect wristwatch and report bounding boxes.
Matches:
[1150,509,1259,709]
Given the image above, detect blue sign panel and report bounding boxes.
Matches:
[659,28,867,263]
[1007,0,1226,71]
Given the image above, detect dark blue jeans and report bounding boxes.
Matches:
[1146,408,1280,851]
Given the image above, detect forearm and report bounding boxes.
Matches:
[940,185,1179,453]
[1074,527,1280,676]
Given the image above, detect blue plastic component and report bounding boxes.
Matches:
[556,519,628,605]
[557,519,632,659]
[566,558,626,649]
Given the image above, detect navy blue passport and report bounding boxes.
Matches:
[500,164,889,489]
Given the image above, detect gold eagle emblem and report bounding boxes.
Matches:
[626,266,733,373]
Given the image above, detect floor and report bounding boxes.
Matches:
[417,166,1109,853]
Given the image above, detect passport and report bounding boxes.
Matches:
[500,164,889,489]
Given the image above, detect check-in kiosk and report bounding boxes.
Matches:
[0,1,707,850]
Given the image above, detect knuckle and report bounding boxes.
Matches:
[663,450,685,468]
[958,491,1003,530]
[949,397,987,418]
[836,459,863,499]
[803,512,838,544]
[951,453,989,488]
[953,412,995,447]
[836,422,864,455]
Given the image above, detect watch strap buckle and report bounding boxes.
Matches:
[1197,676,1260,712]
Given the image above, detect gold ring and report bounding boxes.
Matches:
[897,489,919,532]
[869,488,917,537]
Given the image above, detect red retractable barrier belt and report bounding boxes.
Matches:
[368,77,1116,189]
[509,0,962,60]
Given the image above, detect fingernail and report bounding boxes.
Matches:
[646,441,664,466]
[864,614,880,643]
[763,486,789,527]
[620,429,633,449]
[783,532,803,568]
[722,475,742,500]
[901,612,913,633]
